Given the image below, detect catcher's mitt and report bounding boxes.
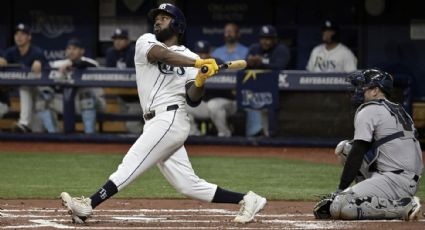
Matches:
[313,198,333,219]
[313,192,338,219]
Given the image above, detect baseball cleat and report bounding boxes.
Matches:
[60,192,93,224]
[233,191,267,223]
[407,196,422,221]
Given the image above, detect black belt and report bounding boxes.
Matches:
[143,104,179,121]
[391,169,419,182]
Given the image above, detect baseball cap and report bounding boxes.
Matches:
[112,28,129,39]
[193,40,211,53]
[67,38,84,48]
[322,20,339,31]
[15,23,31,34]
[259,25,277,38]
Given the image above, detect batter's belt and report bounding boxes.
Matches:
[143,104,179,121]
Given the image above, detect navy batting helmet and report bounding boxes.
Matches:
[347,68,394,104]
[322,20,340,42]
[148,3,186,34]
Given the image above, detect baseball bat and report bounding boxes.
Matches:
[201,60,247,73]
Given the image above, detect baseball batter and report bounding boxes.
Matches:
[60,3,266,224]
[313,69,423,220]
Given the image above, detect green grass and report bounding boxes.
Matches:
[0,152,423,200]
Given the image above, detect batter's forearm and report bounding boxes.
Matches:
[187,83,204,102]
[148,45,196,67]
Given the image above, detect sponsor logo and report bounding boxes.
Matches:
[241,90,273,109]
[0,72,42,80]
[299,76,348,85]
[278,73,289,88]
[206,74,236,84]
[30,10,74,38]
[81,73,136,81]
[44,50,66,61]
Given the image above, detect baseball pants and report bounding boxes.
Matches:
[109,107,218,202]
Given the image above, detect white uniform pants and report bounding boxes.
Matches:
[109,108,217,202]
[187,98,237,137]
[18,86,37,126]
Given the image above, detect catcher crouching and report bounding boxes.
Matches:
[313,69,423,220]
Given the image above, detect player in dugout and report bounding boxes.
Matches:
[0,23,47,133]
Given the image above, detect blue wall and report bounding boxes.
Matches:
[0,0,12,52]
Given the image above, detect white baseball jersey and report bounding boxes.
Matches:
[306,43,357,72]
[134,33,198,113]
[109,33,218,202]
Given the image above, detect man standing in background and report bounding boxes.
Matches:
[211,23,248,62]
[306,20,357,72]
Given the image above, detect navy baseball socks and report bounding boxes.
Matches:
[212,187,245,204]
[90,183,244,208]
[90,180,118,208]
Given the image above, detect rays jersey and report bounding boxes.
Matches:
[134,33,198,113]
[306,43,357,72]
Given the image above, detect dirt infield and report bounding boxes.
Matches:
[0,141,424,229]
[1,199,424,230]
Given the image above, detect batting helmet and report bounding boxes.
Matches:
[322,20,340,42]
[148,3,186,34]
[347,68,394,104]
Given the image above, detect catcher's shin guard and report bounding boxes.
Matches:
[330,193,415,220]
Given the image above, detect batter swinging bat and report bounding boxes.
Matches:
[201,60,247,73]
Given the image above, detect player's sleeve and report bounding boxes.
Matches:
[306,47,317,71]
[245,44,256,59]
[127,46,136,67]
[353,106,376,142]
[33,47,48,68]
[185,53,203,107]
[211,47,221,60]
[343,47,357,72]
[3,48,14,63]
[74,57,99,68]
[134,33,165,65]
[262,45,290,70]
[105,48,115,67]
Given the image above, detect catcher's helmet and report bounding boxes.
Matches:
[148,3,186,34]
[322,20,340,42]
[347,68,394,104]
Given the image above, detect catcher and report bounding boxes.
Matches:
[313,69,423,220]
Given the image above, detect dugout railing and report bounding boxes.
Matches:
[0,68,413,147]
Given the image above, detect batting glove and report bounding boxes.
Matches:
[194,59,219,87]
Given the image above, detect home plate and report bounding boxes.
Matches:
[113,216,167,222]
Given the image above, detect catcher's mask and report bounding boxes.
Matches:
[346,68,394,105]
